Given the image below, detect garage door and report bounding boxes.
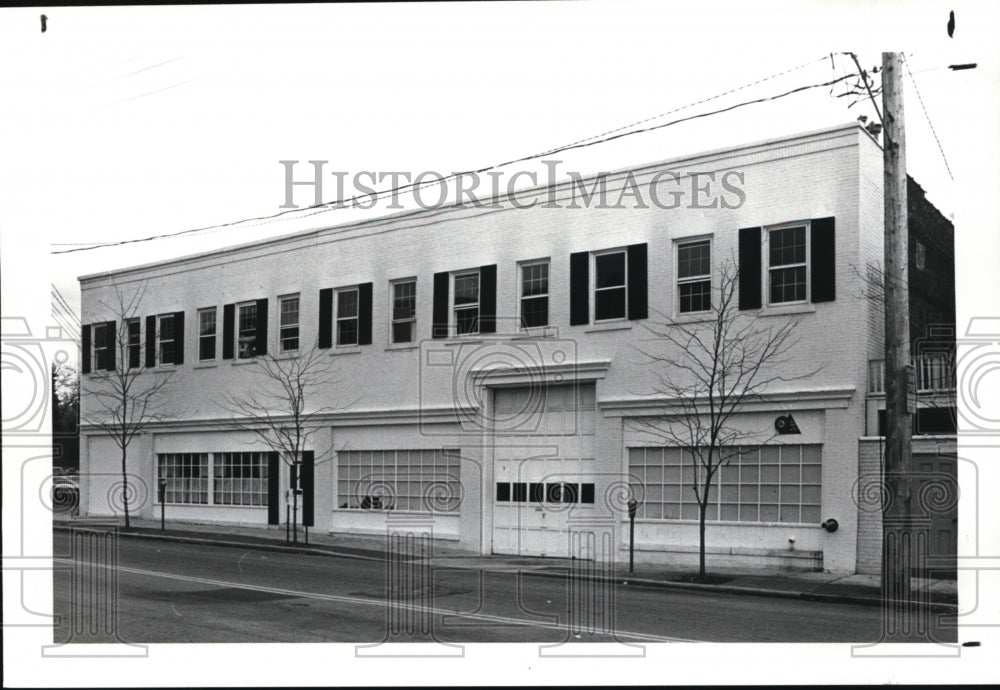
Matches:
[492,384,604,559]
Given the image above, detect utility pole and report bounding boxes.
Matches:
[881,52,913,606]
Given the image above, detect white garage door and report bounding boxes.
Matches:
[492,384,606,559]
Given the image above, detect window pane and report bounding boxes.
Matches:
[338,290,358,318]
[338,320,358,346]
[769,226,806,266]
[679,280,711,313]
[280,297,299,326]
[159,315,174,339]
[454,273,479,305]
[455,307,478,335]
[595,252,626,288]
[522,263,548,296]
[200,310,216,335]
[392,321,413,343]
[595,287,626,320]
[678,240,711,278]
[393,282,416,319]
[770,266,807,303]
[521,296,548,328]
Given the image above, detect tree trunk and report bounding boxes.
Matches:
[121,445,130,528]
[699,502,707,578]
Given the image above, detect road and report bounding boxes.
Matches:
[52,532,956,644]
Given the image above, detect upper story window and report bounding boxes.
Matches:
[126,318,141,369]
[92,322,110,371]
[767,224,808,305]
[594,249,627,321]
[157,313,176,365]
[337,287,359,346]
[237,302,258,358]
[198,308,216,361]
[279,295,300,352]
[519,260,549,328]
[453,270,480,336]
[391,279,416,344]
[677,238,712,314]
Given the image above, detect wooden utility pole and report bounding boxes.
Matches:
[881,52,913,606]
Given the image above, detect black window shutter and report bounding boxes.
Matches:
[128,321,141,369]
[569,251,589,325]
[479,264,497,333]
[255,298,268,356]
[318,288,333,349]
[738,227,762,310]
[105,321,116,371]
[810,217,836,303]
[222,304,235,360]
[301,450,314,527]
[432,271,449,338]
[145,315,157,367]
[627,243,648,320]
[81,325,91,374]
[267,451,280,525]
[357,282,373,345]
[172,311,184,364]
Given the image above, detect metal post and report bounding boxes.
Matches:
[286,502,290,543]
[158,479,166,531]
[627,498,638,574]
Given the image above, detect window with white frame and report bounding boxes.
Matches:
[337,449,461,512]
[198,308,216,361]
[336,287,359,346]
[628,445,821,523]
[214,452,269,506]
[91,322,110,371]
[594,249,627,321]
[519,260,549,328]
[767,224,808,304]
[279,295,299,352]
[391,279,416,344]
[453,271,480,335]
[237,302,257,358]
[126,318,141,369]
[157,313,176,365]
[677,238,712,313]
[157,453,209,504]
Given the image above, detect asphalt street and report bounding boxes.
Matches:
[52,532,957,644]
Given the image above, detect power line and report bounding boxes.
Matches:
[52,285,81,326]
[903,53,954,181]
[53,58,856,256]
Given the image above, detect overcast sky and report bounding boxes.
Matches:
[2,0,998,345]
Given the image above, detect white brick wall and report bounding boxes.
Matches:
[79,123,886,570]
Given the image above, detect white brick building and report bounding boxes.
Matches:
[77,122,956,574]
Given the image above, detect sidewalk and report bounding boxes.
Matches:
[53,515,958,610]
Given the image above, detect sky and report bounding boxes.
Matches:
[3,1,1000,685]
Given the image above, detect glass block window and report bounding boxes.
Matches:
[157,453,209,504]
[337,449,461,513]
[213,452,268,506]
[628,445,821,524]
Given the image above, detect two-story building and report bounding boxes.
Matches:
[77,122,956,574]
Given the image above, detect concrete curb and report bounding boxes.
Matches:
[54,524,958,613]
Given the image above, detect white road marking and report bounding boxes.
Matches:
[55,558,696,643]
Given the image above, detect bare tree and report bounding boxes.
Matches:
[218,346,345,544]
[81,283,178,528]
[630,260,818,579]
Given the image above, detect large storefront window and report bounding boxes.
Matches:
[337,449,460,513]
[156,452,269,506]
[157,453,209,504]
[628,445,822,524]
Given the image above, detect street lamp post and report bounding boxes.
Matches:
[158,478,167,531]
